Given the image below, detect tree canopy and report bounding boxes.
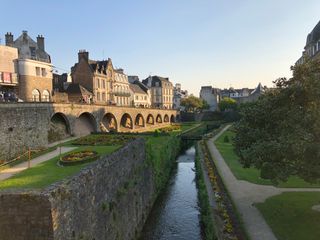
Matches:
[181,96,206,112]
[219,97,237,112]
[233,58,320,183]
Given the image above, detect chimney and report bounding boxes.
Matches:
[37,35,45,51]
[78,50,89,62]
[5,32,13,47]
[22,30,28,43]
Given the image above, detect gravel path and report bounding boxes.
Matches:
[0,146,76,181]
[206,125,320,240]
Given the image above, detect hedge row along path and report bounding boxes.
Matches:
[0,146,76,181]
[206,125,320,240]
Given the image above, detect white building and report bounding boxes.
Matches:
[114,69,131,106]
[129,81,151,108]
[173,83,188,110]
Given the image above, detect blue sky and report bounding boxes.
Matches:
[0,0,319,95]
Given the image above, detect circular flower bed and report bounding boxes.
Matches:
[59,150,98,166]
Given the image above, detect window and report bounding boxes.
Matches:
[144,96,147,100]
[32,89,40,102]
[97,92,100,101]
[135,96,138,100]
[36,67,40,76]
[102,80,105,89]
[41,68,46,77]
[42,90,50,102]
[102,92,106,101]
[97,78,100,88]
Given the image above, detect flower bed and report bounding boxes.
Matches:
[158,124,181,133]
[59,150,98,166]
[72,135,136,146]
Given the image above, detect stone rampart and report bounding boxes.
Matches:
[0,138,156,240]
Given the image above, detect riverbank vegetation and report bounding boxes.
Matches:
[195,145,217,240]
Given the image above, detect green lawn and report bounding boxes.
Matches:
[256,192,320,240]
[215,129,320,188]
[0,145,120,190]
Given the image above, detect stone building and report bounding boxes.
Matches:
[129,81,151,107]
[0,45,19,100]
[114,69,131,106]
[173,83,188,110]
[142,75,173,109]
[199,86,220,111]
[5,31,53,102]
[296,20,320,64]
[66,83,93,103]
[71,50,114,104]
[220,83,265,103]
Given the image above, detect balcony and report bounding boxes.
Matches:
[112,91,131,97]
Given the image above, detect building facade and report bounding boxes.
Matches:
[5,31,53,102]
[71,50,114,104]
[0,45,19,101]
[199,86,220,111]
[142,75,173,109]
[114,69,131,106]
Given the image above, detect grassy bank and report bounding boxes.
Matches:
[195,145,217,240]
[215,129,320,188]
[0,145,120,190]
[256,192,320,240]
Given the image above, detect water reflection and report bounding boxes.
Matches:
[140,146,202,240]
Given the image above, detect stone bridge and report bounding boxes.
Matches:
[0,103,177,160]
[50,103,177,135]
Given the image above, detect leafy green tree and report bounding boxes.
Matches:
[201,99,210,110]
[181,96,204,112]
[219,97,237,111]
[233,57,320,183]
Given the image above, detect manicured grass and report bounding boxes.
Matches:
[0,145,120,190]
[256,192,320,240]
[215,129,320,188]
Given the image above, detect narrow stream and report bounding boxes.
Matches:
[140,146,202,240]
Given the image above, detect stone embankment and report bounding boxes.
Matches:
[0,138,175,240]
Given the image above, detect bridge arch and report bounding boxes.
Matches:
[146,114,154,125]
[49,112,71,142]
[156,114,162,123]
[164,114,169,123]
[120,113,133,130]
[74,112,97,136]
[135,113,145,127]
[101,113,118,132]
[170,114,176,123]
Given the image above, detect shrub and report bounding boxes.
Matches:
[260,162,276,179]
[223,135,229,143]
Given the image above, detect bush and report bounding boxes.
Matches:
[223,135,229,143]
[153,129,161,137]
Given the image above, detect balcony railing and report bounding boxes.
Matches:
[112,91,131,97]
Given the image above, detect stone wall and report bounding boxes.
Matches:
[0,104,49,161]
[0,138,157,240]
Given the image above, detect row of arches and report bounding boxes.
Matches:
[51,112,176,136]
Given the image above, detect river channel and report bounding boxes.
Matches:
[140,146,202,240]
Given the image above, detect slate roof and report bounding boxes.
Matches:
[306,20,320,46]
[129,83,147,94]
[142,75,172,87]
[66,83,92,95]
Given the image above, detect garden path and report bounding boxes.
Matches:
[0,146,76,181]
[206,125,320,240]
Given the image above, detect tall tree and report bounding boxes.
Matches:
[219,97,237,111]
[181,96,204,112]
[233,57,320,183]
